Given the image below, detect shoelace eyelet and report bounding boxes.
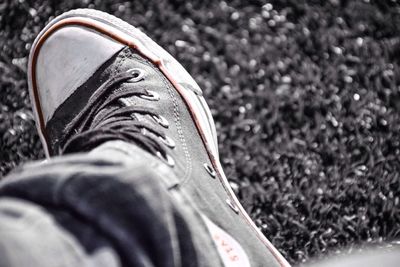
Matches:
[139,90,160,101]
[159,135,176,149]
[203,163,216,178]
[226,199,239,214]
[126,68,144,82]
[152,114,169,128]
[156,151,175,167]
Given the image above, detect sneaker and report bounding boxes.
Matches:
[28,9,290,267]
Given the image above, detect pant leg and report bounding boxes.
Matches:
[0,197,120,267]
[0,141,223,267]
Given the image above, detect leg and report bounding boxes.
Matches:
[0,197,119,267]
[0,141,222,267]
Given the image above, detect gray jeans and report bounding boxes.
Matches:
[0,141,223,267]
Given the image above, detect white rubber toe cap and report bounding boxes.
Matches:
[35,26,124,123]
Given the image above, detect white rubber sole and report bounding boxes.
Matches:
[27,9,290,267]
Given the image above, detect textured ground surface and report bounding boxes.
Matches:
[1,0,400,265]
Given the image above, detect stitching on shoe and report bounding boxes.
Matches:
[160,70,192,182]
[112,56,122,76]
[122,51,191,180]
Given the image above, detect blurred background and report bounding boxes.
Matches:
[1,0,400,265]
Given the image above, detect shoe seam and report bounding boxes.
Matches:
[124,50,192,181]
[159,70,192,182]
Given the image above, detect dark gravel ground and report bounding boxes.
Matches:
[1,0,400,265]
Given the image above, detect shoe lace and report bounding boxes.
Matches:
[62,68,174,166]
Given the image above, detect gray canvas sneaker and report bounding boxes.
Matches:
[27,9,290,267]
